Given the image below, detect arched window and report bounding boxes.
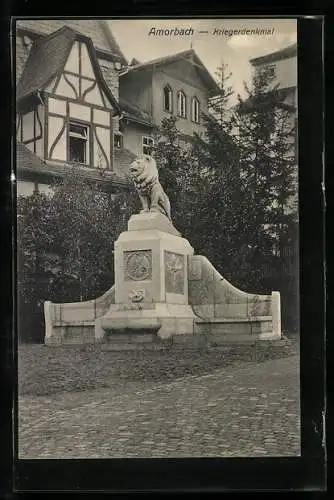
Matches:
[177,91,187,118]
[163,85,173,112]
[191,96,200,123]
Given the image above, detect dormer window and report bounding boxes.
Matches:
[69,122,89,164]
[191,97,200,123]
[177,91,187,118]
[163,85,173,112]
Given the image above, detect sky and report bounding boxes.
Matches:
[109,18,297,105]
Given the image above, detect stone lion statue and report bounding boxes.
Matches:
[129,155,172,221]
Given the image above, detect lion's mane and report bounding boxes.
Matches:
[129,155,158,192]
[129,155,171,220]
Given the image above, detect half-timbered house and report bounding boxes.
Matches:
[15,20,135,197]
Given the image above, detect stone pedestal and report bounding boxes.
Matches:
[95,213,196,340]
[44,212,281,345]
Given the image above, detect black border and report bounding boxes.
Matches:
[1,6,14,500]
[1,10,325,494]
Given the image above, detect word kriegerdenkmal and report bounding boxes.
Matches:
[213,27,275,36]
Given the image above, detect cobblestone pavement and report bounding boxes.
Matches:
[18,355,300,458]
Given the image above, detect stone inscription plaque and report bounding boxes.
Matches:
[165,251,185,294]
[124,250,152,281]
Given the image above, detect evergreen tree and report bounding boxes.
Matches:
[208,61,234,125]
[233,65,297,270]
[191,62,242,275]
[153,115,200,237]
[233,65,299,329]
[191,62,298,331]
[152,66,238,261]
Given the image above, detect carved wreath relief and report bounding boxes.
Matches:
[165,251,185,294]
[128,289,145,303]
[124,250,152,281]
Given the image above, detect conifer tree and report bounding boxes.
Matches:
[208,61,234,126]
[191,61,242,276]
[152,115,201,237]
[233,65,299,329]
[192,61,298,330]
[234,66,297,265]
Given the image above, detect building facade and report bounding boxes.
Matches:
[118,97,155,157]
[118,50,220,156]
[15,20,135,197]
[16,21,221,196]
[250,43,297,111]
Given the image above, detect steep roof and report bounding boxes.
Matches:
[17,26,76,102]
[16,141,46,171]
[16,26,121,114]
[120,49,220,95]
[250,43,297,66]
[119,98,154,127]
[120,49,193,73]
[16,19,127,64]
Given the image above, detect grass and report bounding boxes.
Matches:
[18,335,299,397]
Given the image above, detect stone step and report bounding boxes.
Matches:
[195,316,272,323]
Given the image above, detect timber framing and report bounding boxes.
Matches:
[45,94,113,170]
[17,26,121,115]
[17,142,131,193]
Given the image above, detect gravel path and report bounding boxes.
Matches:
[18,354,300,458]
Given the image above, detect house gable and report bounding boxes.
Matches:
[17,26,120,112]
[120,50,220,96]
[119,49,219,138]
[158,59,209,93]
[17,27,123,173]
[51,38,113,109]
